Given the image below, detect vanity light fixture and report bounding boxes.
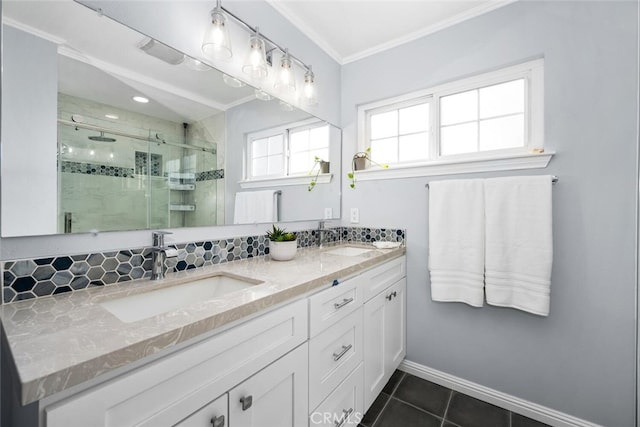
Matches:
[201,0,232,61]
[222,73,246,88]
[303,66,318,106]
[242,28,269,80]
[133,96,149,103]
[203,1,318,105]
[274,49,296,93]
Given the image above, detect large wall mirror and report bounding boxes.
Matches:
[0,0,341,238]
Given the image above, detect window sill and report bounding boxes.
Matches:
[352,152,554,182]
[239,173,333,189]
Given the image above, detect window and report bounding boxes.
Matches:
[247,121,330,180]
[358,59,546,177]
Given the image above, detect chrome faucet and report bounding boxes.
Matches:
[316,221,338,248]
[151,231,179,280]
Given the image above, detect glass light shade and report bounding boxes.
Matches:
[274,50,296,93]
[303,68,318,106]
[201,9,232,61]
[223,73,246,88]
[255,89,273,101]
[243,32,269,80]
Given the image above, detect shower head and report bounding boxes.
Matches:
[88,132,116,142]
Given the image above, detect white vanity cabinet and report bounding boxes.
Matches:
[19,254,406,427]
[361,258,407,411]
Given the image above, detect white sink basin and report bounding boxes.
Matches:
[100,274,261,323]
[323,246,373,257]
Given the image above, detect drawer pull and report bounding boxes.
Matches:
[240,395,253,411]
[386,291,397,301]
[332,344,353,361]
[211,415,225,427]
[334,297,354,310]
[335,408,354,427]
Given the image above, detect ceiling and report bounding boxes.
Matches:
[266,0,515,64]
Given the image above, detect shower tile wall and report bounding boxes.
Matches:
[1,227,406,303]
[57,94,224,232]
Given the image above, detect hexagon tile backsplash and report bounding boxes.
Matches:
[1,227,405,304]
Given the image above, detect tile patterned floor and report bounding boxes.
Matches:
[359,371,550,427]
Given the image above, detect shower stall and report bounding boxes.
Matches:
[57,118,220,234]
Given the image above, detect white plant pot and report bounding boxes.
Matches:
[269,240,298,261]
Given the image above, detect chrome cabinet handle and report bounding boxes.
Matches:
[240,395,253,411]
[386,291,397,301]
[211,415,225,427]
[333,344,353,361]
[335,408,354,427]
[334,297,354,309]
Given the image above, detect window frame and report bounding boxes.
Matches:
[357,59,548,178]
[243,118,332,185]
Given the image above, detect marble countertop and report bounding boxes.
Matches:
[0,243,405,405]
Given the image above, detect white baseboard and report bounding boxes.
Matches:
[399,360,602,427]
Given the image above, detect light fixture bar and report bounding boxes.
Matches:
[220,5,311,73]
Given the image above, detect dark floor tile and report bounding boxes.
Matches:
[446,392,509,427]
[382,369,405,395]
[360,392,390,427]
[394,374,451,417]
[512,413,551,427]
[373,398,441,427]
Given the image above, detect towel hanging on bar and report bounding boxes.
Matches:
[425,175,558,188]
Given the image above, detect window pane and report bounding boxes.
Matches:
[290,130,309,152]
[440,90,478,126]
[479,79,524,119]
[268,135,283,154]
[399,133,429,162]
[252,138,268,157]
[252,157,268,177]
[399,103,429,135]
[309,125,329,149]
[267,155,283,175]
[480,114,524,151]
[440,122,478,156]
[370,110,398,139]
[371,137,398,164]
[289,152,309,174]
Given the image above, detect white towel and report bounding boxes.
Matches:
[428,179,485,307]
[233,190,278,224]
[484,175,553,316]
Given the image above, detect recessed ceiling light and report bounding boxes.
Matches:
[105,114,119,120]
[133,96,149,103]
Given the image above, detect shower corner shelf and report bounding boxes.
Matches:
[170,204,196,212]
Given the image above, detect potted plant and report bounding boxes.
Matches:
[266,225,298,261]
[307,156,330,191]
[347,147,388,189]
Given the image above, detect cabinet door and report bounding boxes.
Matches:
[363,278,406,411]
[175,394,227,427]
[229,343,308,427]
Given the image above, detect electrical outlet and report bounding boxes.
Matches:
[350,208,359,224]
[324,208,333,219]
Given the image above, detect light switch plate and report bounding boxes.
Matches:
[324,208,333,219]
[350,208,359,223]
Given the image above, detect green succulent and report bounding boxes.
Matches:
[265,225,297,242]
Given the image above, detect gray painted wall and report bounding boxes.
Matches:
[340,1,638,425]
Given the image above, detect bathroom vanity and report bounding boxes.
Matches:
[1,244,406,427]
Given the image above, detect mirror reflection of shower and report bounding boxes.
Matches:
[56,96,221,234]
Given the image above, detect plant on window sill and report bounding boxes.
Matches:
[307,156,330,191]
[348,147,388,189]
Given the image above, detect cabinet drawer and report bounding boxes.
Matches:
[45,299,308,427]
[362,256,406,302]
[310,363,363,427]
[309,308,363,411]
[175,393,227,427]
[309,276,362,338]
